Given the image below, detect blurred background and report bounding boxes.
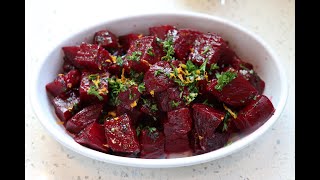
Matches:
[26,0,294,179]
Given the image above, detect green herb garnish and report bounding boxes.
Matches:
[210,63,219,71]
[88,74,98,80]
[150,104,158,112]
[147,47,154,56]
[201,46,210,54]
[87,85,103,101]
[215,70,237,91]
[127,51,142,61]
[138,82,146,93]
[161,35,175,61]
[170,100,180,108]
[154,69,164,76]
[116,56,124,66]
[222,112,231,132]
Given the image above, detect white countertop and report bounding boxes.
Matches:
[25,0,295,179]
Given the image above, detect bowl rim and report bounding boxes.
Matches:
[29,11,288,168]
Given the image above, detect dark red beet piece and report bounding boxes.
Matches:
[74,122,109,153]
[143,61,174,93]
[116,105,143,126]
[117,85,141,111]
[189,33,227,67]
[62,58,76,72]
[93,30,118,49]
[165,135,191,153]
[124,36,162,73]
[164,108,193,138]
[233,95,275,131]
[139,129,165,159]
[104,113,140,153]
[156,87,186,112]
[62,46,80,63]
[169,29,202,61]
[149,25,176,40]
[65,103,103,134]
[119,33,142,52]
[46,70,81,97]
[79,72,109,104]
[73,43,112,72]
[239,67,265,94]
[192,103,225,151]
[52,91,80,122]
[207,71,258,107]
[205,132,230,151]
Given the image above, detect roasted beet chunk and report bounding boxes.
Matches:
[143,61,174,93]
[46,70,81,97]
[74,122,109,153]
[66,103,103,134]
[72,43,112,72]
[104,113,140,153]
[165,135,191,153]
[117,85,141,111]
[139,128,165,159]
[239,66,265,94]
[63,59,76,72]
[192,103,225,151]
[233,95,275,131]
[119,33,142,52]
[52,91,80,122]
[116,105,142,126]
[79,72,109,104]
[205,132,230,151]
[189,129,206,155]
[124,36,162,73]
[149,25,176,40]
[62,46,80,63]
[93,30,118,49]
[169,29,202,61]
[189,33,226,67]
[156,87,186,112]
[207,69,258,107]
[164,108,193,138]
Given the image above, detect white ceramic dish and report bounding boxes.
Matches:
[30,12,288,168]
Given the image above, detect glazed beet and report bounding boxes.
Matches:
[233,95,275,131]
[207,71,258,107]
[139,129,165,159]
[143,61,174,93]
[75,122,109,153]
[104,113,140,153]
[52,91,80,122]
[189,33,226,67]
[93,30,118,49]
[79,72,109,104]
[65,103,103,134]
[46,25,275,158]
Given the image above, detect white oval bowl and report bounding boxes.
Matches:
[30,12,288,168]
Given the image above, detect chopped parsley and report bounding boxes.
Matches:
[210,63,219,71]
[154,69,164,76]
[87,85,104,101]
[150,104,158,112]
[147,47,154,56]
[88,74,98,80]
[222,112,231,132]
[160,35,175,61]
[138,82,146,93]
[127,51,142,61]
[201,46,210,54]
[170,100,180,108]
[116,56,124,66]
[147,127,157,133]
[215,70,237,91]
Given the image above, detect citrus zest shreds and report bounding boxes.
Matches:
[223,104,237,119]
[105,59,112,63]
[121,68,126,83]
[92,75,100,88]
[130,100,138,108]
[108,111,117,117]
[111,55,117,63]
[150,90,155,97]
[57,120,64,125]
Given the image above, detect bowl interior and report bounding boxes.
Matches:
[31,12,287,168]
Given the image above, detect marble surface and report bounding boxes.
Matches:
[26,0,295,179]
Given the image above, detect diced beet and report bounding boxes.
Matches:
[52,91,80,122]
[119,33,142,52]
[63,69,81,89]
[233,95,275,131]
[143,61,174,93]
[139,128,165,159]
[168,29,202,61]
[73,43,112,72]
[165,135,191,153]
[104,113,140,153]
[239,68,265,94]
[46,69,81,97]
[164,108,192,138]
[46,74,67,97]
[79,72,109,104]
[93,30,118,49]
[189,129,206,155]
[117,85,141,111]
[74,122,109,153]
[62,46,80,63]
[156,87,186,112]
[63,58,76,72]
[189,33,227,67]
[207,71,258,107]
[66,103,103,134]
[140,96,159,117]
[124,36,162,73]
[116,105,142,126]
[149,25,176,40]
[192,103,225,151]
[204,132,230,151]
